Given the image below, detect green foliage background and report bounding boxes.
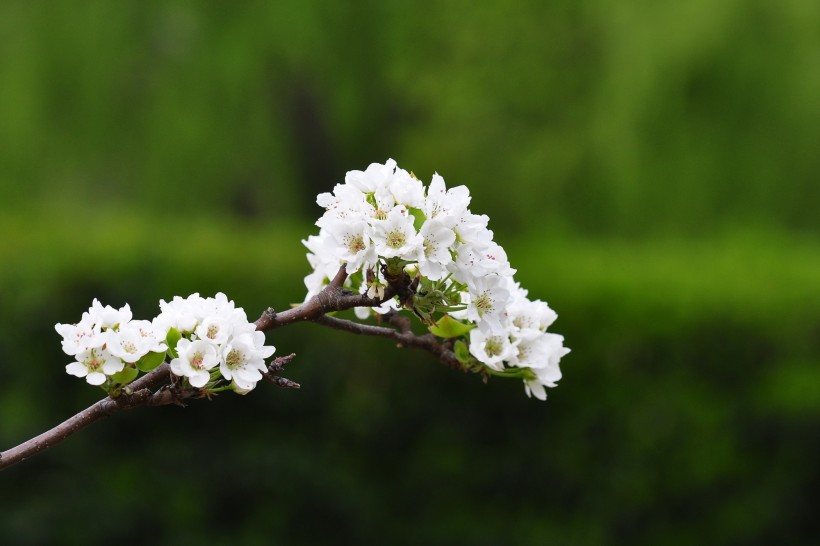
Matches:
[1,1,818,544]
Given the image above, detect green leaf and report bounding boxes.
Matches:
[166,327,182,358]
[348,270,364,292]
[428,315,475,339]
[407,207,427,231]
[111,367,139,385]
[136,350,166,372]
[453,339,471,364]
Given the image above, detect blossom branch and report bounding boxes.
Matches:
[1,269,405,471]
[1,159,571,471]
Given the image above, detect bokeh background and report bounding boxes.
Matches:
[1,1,818,544]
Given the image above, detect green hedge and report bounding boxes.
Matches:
[1,214,817,544]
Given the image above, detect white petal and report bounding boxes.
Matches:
[189,370,210,388]
[66,362,87,377]
[86,372,107,386]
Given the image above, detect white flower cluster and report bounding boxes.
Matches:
[56,294,275,394]
[56,299,165,386]
[303,159,569,400]
[156,293,275,393]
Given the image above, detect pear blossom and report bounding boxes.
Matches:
[370,206,421,259]
[55,320,102,356]
[220,332,276,393]
[324,218,377,274]
[154,294,203,333]
[300,158,570,401]
[388,168,425,209]
[170,339,219,388]
[58,160,568,403]
[425,173,471,226]
[417,219,456,280]
[194,316,233,346]
[345,158,398,193]
[507,296,557,338]
[59,293,277,395]
[465,274,512,331]
[87,299,132,329]
[469,326,517,371]
[66,344,123,386]
[108,320,167,363]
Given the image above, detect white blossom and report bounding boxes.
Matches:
[86,299,132,329]
[324,218,377,274]
[108,320,167,363]
[220,332,276,393]
[170,339,219,388]
[465,274,511,332]
[468,326,516,371]
[66,343,123,386]
[425,173,471,227]
[417,219,456,280]
[370,206,421,259]
[55,320,102,356]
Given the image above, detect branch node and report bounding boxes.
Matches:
[264,375,301,389]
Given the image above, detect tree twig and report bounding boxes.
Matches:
[311,315,465,372]
[0,363,172,470]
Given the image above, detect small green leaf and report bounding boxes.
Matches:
[166,328,182,358]
[407,207,427,231]
[136,350,166,372]
[428,315,475,339]
[348,270,364,292]
[453,340,471,364]
[111,367,139,385]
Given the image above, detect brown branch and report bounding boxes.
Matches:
[254,267,393,331]
[0,363,173,470]
[312,315,465,372]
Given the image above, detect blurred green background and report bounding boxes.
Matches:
[1,1,818,544]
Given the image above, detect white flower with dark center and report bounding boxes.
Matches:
[109,320,167,363]
[55,320,102,356]
[170,339,219,388]
[66,343,123,386]
[220,332,275,392]
[195,316,233,346]
[324,218,377,274]
[370,206,421,259]
[507,297,558,338]
[424,173,471,227]
[466,274,511,331]
[417,219,456,280]
[468,326,516,371]
[452,240,515,281]
[453,212,490,245]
